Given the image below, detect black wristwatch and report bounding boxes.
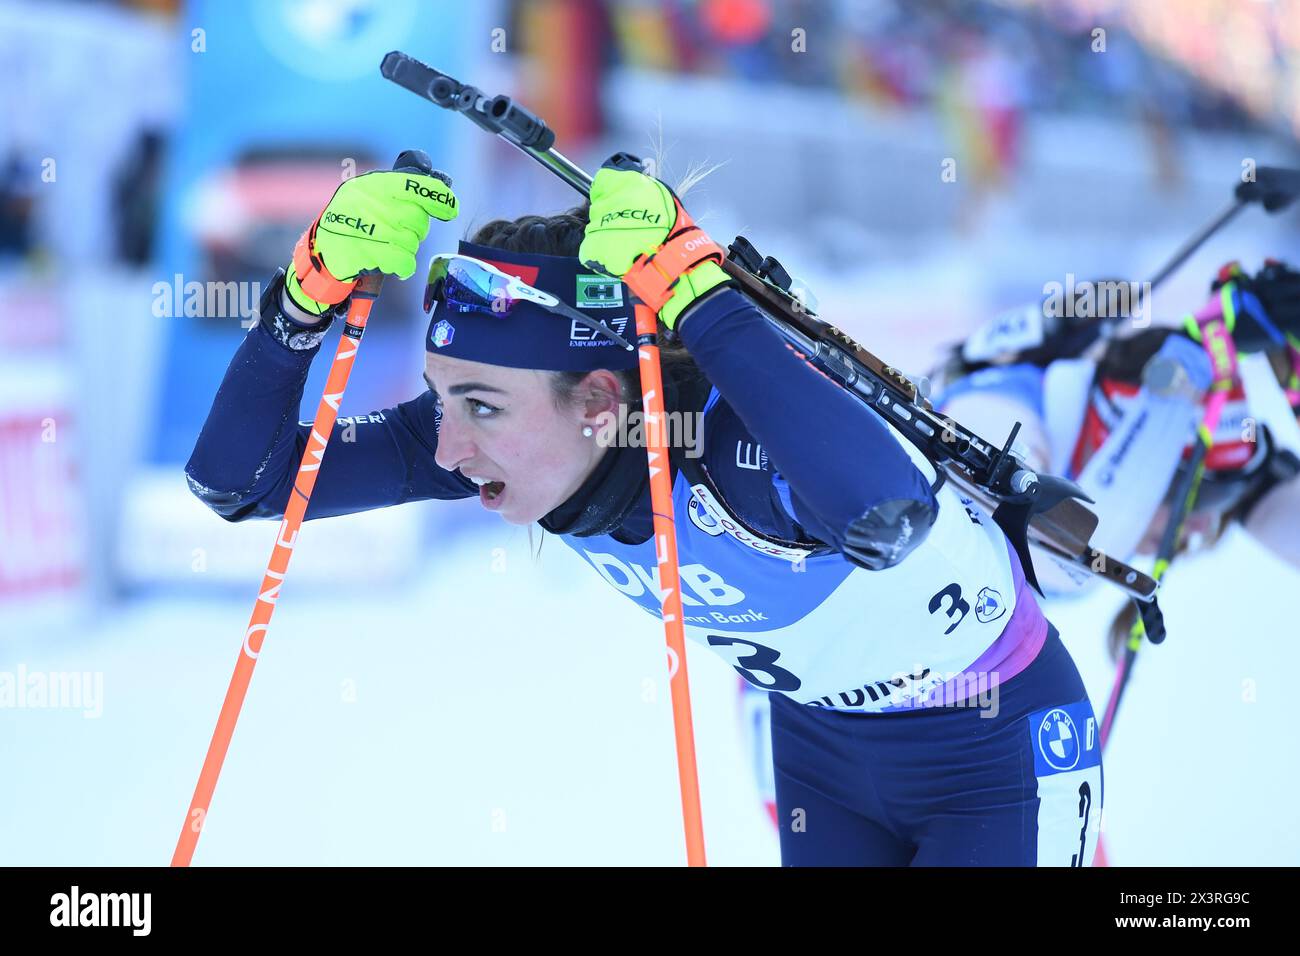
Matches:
[257,267,339,351]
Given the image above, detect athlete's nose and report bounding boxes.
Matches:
[434,410,477,474]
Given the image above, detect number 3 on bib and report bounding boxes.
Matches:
[707,635,802,692]
[928,582,971,635]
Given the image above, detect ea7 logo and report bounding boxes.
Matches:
[570,314,629,342]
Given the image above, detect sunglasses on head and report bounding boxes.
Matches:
[423,254,635,352]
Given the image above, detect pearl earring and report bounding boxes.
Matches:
[582,425,594,437]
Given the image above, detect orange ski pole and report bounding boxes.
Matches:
[381,54,709,865]
[633,301,707,866]
[172,152,439,866]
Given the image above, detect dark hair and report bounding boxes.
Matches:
[467,204,708,413]
[1096,326,1178,384]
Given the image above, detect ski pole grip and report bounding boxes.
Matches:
[1235,166,1300,213]
[393,148,440,179]
[1137,597,1166,645]
[354,151,449,299]
[603,152,647,173]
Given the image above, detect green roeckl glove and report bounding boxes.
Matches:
[286,169,459,316]
[578,159,730,331]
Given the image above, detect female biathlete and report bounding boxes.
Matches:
[739,261,1300,827]
[933,262,1300,627]
[187,158,1103,866]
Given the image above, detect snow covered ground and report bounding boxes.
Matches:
[2,506,1297,866]
[1,523,776,866]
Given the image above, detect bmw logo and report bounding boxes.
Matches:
[1036,708,1080,771]
[974,586,1005,623]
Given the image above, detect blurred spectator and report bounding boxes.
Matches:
[112,129,166,266]
[0,150,38,262]
[538,0,1289,141]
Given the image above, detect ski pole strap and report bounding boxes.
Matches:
[292,217,357,306]
[1203,322,1239,396]
[1181,291,1241,392]
[622,203,726,313]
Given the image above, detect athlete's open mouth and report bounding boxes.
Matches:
[468,475,507,504]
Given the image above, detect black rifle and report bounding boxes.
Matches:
[380,50,1167,638]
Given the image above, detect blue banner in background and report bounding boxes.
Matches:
[151,0,469,463]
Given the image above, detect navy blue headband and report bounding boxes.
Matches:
[424,240,639,371]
